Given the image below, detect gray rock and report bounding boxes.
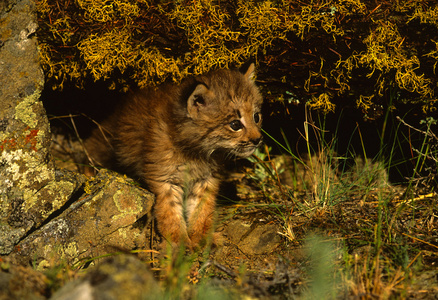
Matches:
[0,259,48,300]
[51,255,160,300]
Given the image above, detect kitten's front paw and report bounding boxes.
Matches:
[211,232,225,247]
[159,238,194,257]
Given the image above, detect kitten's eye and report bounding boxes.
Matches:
[253,112,260,123]
[230,120,243,131]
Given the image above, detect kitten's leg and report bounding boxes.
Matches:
[186,177,220,247]
[153,182,190,248]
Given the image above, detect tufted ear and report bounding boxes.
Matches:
[187,83,211,119]
[240,62,255,81]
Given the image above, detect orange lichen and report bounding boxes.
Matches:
[1,128,39,152]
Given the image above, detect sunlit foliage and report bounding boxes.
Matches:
[37,0,438,114]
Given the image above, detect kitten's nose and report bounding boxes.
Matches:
[251,136,263,146]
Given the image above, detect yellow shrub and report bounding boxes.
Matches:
[36,0,437,114]
[308,93,335,113]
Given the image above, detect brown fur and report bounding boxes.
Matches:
[85,64,263,249]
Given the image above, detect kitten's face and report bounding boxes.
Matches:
[220,94,263,157]
[186,64,263,158]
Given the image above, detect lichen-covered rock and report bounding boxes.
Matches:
[0,2,155,296]
[9,170,154,269]
[0,0,84,255]
[0,0,156,266]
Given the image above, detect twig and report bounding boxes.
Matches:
[80,113,114,147]
[401,232,438,250]
[199,260,237,278]
[411,146,438,163]
[69,114,98,171]
[396,116,438,141]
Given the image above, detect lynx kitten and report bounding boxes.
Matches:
[85,64,263,249]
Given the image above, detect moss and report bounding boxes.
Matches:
[356,94,375,112]
[37,0,438,114]
[237,1,285,54]
[359,21,432,99]
[77,0,140,22]
[77,28,131,81]
[409,4,438,27]
[134,47,185,87]
[167,0,243,74]
[307,93,335,113]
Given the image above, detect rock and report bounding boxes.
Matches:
[0,0,156,266]
[51,255,160,300]
[0,257,49,300]
[225,220,282,255]
[8,170,155,269]
[0,0,82,255]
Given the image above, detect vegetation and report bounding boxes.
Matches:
[237,105,438,298]
[37,0,438,114]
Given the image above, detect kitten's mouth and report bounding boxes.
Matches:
[231,145,259,158]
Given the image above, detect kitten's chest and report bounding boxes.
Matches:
[174,159,217,186]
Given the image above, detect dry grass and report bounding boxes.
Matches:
[240,106,438,299]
